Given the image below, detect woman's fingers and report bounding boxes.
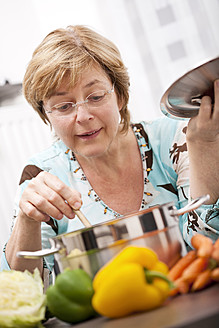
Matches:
[198,95,212,121]
[19,196,51,223]
[21,187,67,220]
[31,180,75,219]
[19,171,82,222]
[41,172,82,210]
[212,79,219,121]
[187,79,219,143]
[198,79,219,122]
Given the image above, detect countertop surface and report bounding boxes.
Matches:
[44,283,219,328]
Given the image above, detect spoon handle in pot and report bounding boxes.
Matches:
[73,209,92,227]
[68,172,91,227]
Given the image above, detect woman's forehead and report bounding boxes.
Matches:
[55,65,111,92]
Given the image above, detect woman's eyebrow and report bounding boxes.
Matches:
[83,79,102,89]
[52,91,69,96]
[51,79,105,97]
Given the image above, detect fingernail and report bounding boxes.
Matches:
[68,212,75,219]
[73,202,81,210]
[216,80,219,88]
[43,216,51,222]
[57,213,63,220]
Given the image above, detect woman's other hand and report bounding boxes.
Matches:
[186,79,219,145]
[186,79,219,203]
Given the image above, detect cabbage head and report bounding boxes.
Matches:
[0,268,46,327]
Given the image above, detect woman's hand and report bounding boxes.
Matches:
[19,171,82,222]
[186,79,219,203]
[186,79,219,145]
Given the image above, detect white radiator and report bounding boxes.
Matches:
[0,98,52,258]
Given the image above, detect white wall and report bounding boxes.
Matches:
[0,98,53,255]
[0,0,105,84]
[0,0,218,260]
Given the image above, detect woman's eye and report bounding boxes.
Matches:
[88,92,105,102]
[55,103,72,111]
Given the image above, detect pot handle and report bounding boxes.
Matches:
[171,194,210,218]
[17,245,61,259]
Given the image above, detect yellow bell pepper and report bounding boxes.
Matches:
[92,246,173,318]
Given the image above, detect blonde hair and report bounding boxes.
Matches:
[23,25,130,133]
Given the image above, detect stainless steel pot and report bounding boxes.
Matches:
[17,195,209,277]
[160,56,219,119]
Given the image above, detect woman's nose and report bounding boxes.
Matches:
[75,103,94,122]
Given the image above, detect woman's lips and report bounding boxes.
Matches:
[77,128,101,140]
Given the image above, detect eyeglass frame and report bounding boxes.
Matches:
[44,84,115,115]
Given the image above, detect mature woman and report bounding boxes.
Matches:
[1,25,218,280]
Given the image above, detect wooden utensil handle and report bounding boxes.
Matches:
[73,209,92,227]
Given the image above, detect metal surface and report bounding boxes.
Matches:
[160,56,219,119]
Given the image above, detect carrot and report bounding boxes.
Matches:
[210,267,219,282]
[213,238,219,248]
[182,257,208,280]
[178,279,190,294]
[169,287,179,297]
[212,248,219,262]
[212,239,219,263]
[191,234,213,258]
[168,250,197,281]
[191,269,212,291]
[169,277,190,296]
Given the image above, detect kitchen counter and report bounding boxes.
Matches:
[44,283,219,328]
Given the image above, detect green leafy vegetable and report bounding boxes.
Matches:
[0,268,46,327]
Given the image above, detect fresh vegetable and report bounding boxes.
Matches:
[46,268,96,324]
[210,267,219,281]
[0,268,46,328]
[92,246,173,318]
[191,234,213,258]
[168,234,219,295]
[211,238,219,263]
[182,257,208,280]
[168,250,197,281]
[191,269,212,291]
[169,277,189,296]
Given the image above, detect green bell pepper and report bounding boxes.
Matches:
[46,268,96,323]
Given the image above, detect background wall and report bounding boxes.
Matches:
[0,0,218,261]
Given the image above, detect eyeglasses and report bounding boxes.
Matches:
[45,85,114,117]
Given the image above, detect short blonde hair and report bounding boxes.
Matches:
[23,25,130,133]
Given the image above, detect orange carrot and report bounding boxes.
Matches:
[191,269,212,291]
[169,287,179,297]
[182,273,199,284]
[210,267,219,282]
[211,249,219,263]
[213,238,219,248]
[169,277,190,296]
[178,279,190,294]
[191,234,213,258]
[182,257,208,280]
[212,239,219,263]
[168,250,197,281]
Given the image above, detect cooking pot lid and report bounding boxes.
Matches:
[160,56,219,119]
